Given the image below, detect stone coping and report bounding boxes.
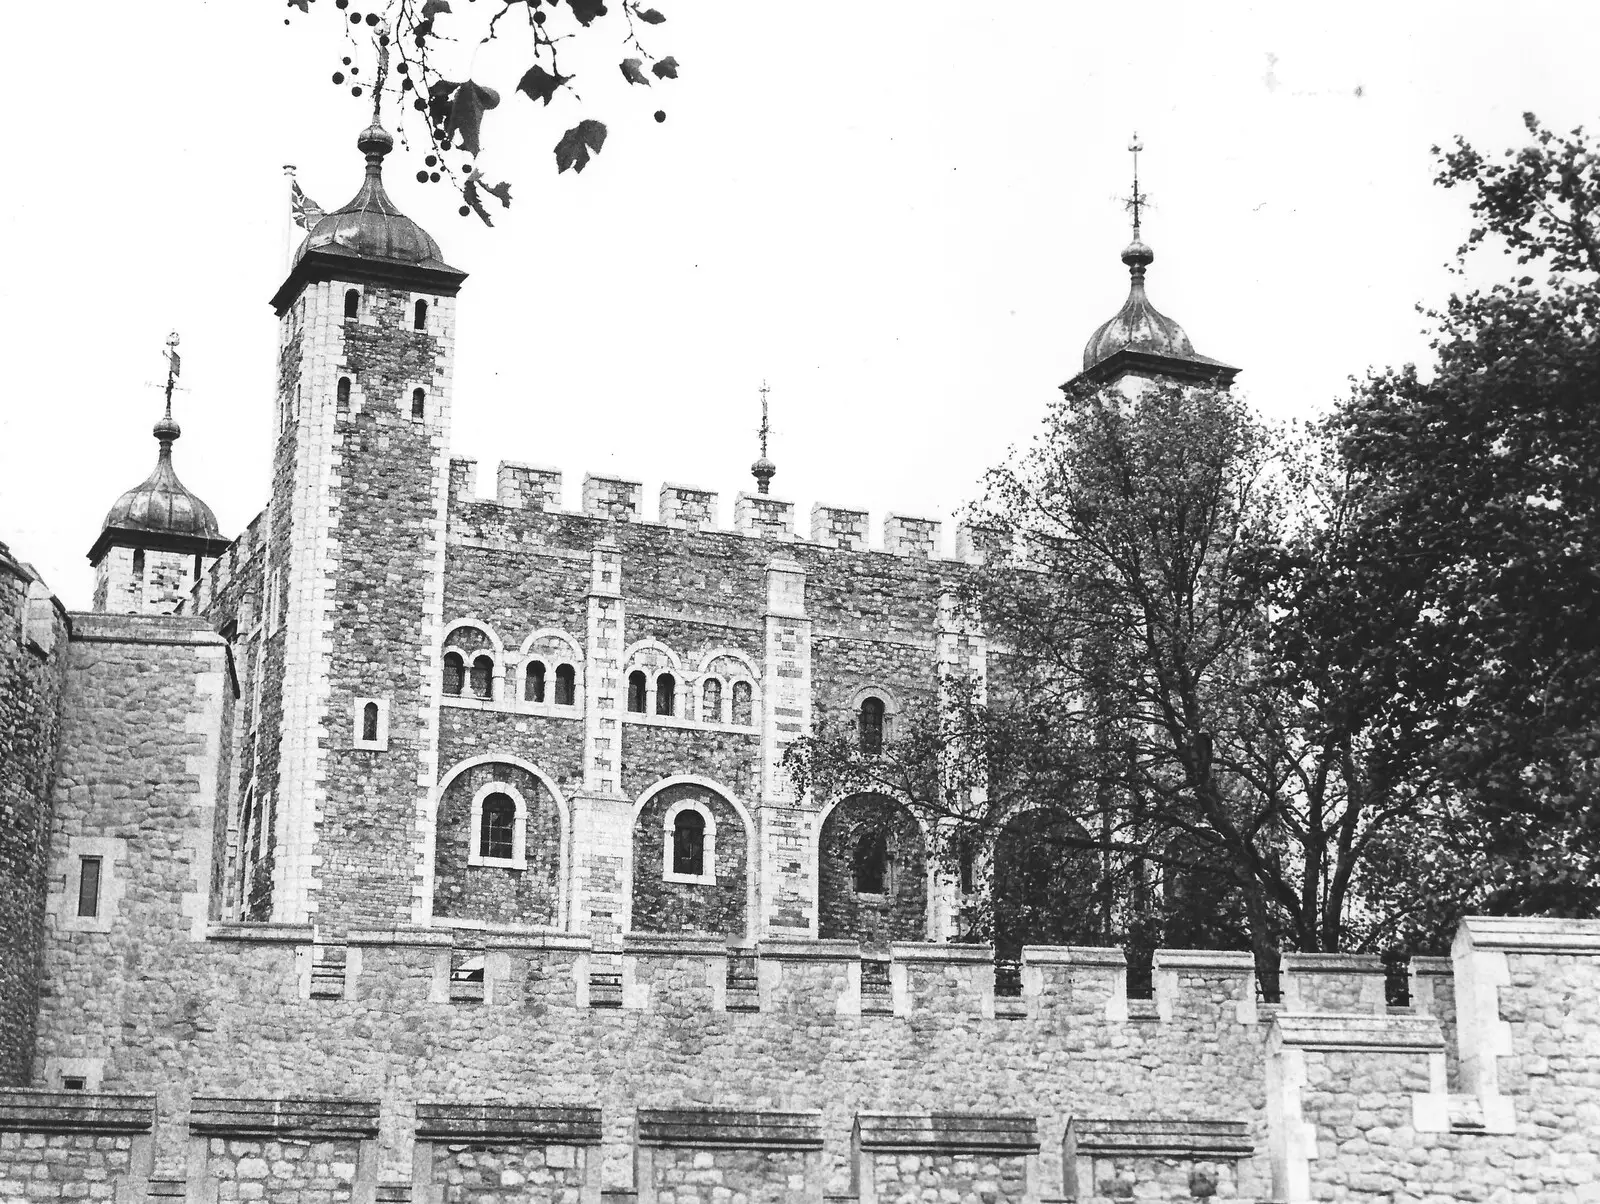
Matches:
[622,932,731,957]
[1280,952,1385,975]
[888,942,994,964]
[0,1090,156,1134]
[1409,956,1454,976]
[1460,915,1600,954]
[1065,1117,1253,1158]
[754,938,861,962]
[206,922,315,944]
[482,931,593,952]
[414,1103,602,1144]
[1270,1013,1445,1054]
[189,1096,381,1139]
[1153,950,1257,973]
[1021,946,1127,968]
[346,926,456,948]
[582,471,645,487]
[855,1112,1038,1154]
[68,611,226,646]
[636,1108,824,1150]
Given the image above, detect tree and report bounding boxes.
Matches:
[285,0,680,222]
[787,379,1442,991]
[1327,113,1600,941]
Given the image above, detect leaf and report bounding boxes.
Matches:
[427,79,459,129]
[620,58,651,86]
[447,80,501,156]
[421,0,452,16]
[554,119,608,174]
[517,64,570,106]
[462,177,493,227]
[651,56,679,80]
[567,0,608,25]
[287,0,310,11]
[634,5,666,22]
[468,169,513,210]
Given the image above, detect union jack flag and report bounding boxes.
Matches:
[291,178,325,231]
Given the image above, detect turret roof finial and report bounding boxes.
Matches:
[155,331,182,449]
[751,381,777,495]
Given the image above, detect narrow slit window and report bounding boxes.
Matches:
[672,809,706,876]
[77,856,103,918]
[361,701,379,743]
[555,663,576,706]
[442,651,465,697]
[336,376,351,409]
[414,299,428,329]
[701,678,723,723]
[132,548,145,578]
[479,792,516,861]
[731,680,753,726]
[526,660,547,702]
[854,831,888,895]
[627,670,647,713]
[411,387,426,418]
[470,655,494,700]
[958,835,975,894]
[859,696,886,753]
[655,672,676,716]
[61,1077,86,1092]
[344,289,360,319]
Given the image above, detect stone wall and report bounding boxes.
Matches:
[0,545,69,1086]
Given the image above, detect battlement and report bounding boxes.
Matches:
[448,457,984,563]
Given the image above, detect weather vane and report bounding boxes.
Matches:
[752,380,777,495]
[758,380,771,461]
[1125,132,1147,237]
[162,331,181,418]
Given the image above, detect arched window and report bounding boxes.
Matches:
[336,376,351,409]
[627,670,647,713]
[442,651,465,697]
[854,830,889,894]
[672,808,706,876]
[361,701,379,743]
[655,672,676,716]
[555,663,576,706]
[132,548,145,578]
[525,660,546,702]
[859,696,886,753]
[731,681,753,727]
[411,387,426,418]
[701,678,723,723]
[479,792,516,861]
[344,289,360,319]
[414,299,428,330]
[470,654,494,700]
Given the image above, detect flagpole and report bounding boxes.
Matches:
[283,164,299,272]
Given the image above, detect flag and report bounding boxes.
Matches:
[291,178,325,231]
[165,334,181,380]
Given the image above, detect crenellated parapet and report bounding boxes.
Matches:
[447,457,1010,566]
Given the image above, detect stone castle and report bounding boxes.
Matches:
[1,123,1596,1203]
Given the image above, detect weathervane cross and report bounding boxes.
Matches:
[1125,132,1147,236]
[758,380,771,459]
[162,331,181,418]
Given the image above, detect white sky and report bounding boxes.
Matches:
[4,2,1598,609]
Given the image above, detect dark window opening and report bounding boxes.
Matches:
[411,387,426,418]
[77,856,102,918]
[701,678,722,722]
[526,660,547,702]
[470,655,494,700]
[414,299,428,330]
[480,792,516,861]
[131,548,145,578]
[442,651,465,697]
[672,808,706,876]
[627,670,647,713]
[655,672,676,716]
[344,289,360,319]
[731,680,753,726]
[854,831,888,895]
[336,376,351,409]
[958,834,976,894]
[61,1077,86,1092]
[859,696,886,753]
[555,663,576,706]
[860,958,891,997]
[361,701,379,743]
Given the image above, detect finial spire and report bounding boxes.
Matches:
[1127,133,1145,238]
[751,380,777,495]
[155,331,182,453]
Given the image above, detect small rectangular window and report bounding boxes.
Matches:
[61,1076,86,1092]
[77,857,102,918]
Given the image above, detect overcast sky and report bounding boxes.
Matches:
[4,2,1598,608]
